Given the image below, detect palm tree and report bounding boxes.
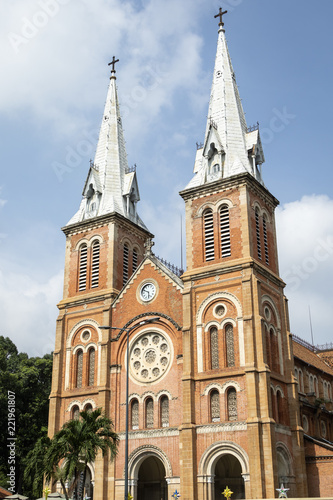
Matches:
[25,408,118,500]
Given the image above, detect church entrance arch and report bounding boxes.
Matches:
[128,445,172,500]
[199,441,249,499]
[137,456,167,500]
[214,454,245,499]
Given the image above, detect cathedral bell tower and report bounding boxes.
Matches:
[48,60,153,446]
[179,11,307,499]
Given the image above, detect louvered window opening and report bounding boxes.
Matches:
[220,205,231,257]
[226,324,235,367]
[255,209,262,260]
[161,396,169,427]
[146,398,154,428]
[211,390,220,422]
[91,241,100,288]
[210,327,219,370]
[263,216,269,265]
[76,350,83,388]
[79,245,88,291]
[131,400,139,429]
[133,248,138,272]
[227,388,237,421]
[123,244,129,286]
[88,349,95,386]
[204,210,215,261]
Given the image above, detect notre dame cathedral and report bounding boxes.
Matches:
[48,10,333,500]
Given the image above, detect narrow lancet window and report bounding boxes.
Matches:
[210,390,220,422]
[227,388,237,421]
[263,215,269,265]
[123,244,129,286]
[220,204,231,257]
[160,396,169,427]
[145,398,154,428]
[133,248,138,273]
[225,324,235,367]
[91,240,100,288]
[88,348,95,386]
[210,327,219,370]
[76,350,83,388]
[255,208,262,260]
[131,399,139,430]
[78,244,88,291]
[204,209,215,261]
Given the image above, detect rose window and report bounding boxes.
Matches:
[130,332,172,383]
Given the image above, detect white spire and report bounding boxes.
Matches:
[66,66,147,230]
[185,20,265,190]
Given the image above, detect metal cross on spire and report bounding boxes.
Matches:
[214,7,228,27]
[108,56,119,74]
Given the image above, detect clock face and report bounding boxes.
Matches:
[140,282,156,302]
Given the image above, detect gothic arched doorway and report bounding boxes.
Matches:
[137,456,167,500]
[214,454,245,499]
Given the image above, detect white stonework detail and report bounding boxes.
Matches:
[119,428,179,440]
[66,74,147,230]
[184,26,264,192]
[67,318,102,348]
[221,380,241,393]
[202,382,224,396]
[196,422,246,434]
[129,329,173,384]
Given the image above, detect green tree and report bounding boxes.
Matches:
[0,336,53,496]
[26,408,119,500]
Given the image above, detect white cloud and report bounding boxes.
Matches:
[276,195,333,345]
[0,0,206,141]
[0,265,63,357]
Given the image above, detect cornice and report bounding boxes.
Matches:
[179,172,279,208]
[62,211,153,239]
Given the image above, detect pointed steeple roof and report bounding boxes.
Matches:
[185,15,265,190]
[66,64,148,230]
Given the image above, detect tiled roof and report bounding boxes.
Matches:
[293,339,333,376]
[0,487,12,498]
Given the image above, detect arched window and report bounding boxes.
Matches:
[263,215,269,265]
[133,248,138,273]
[84,403,93,413]
[160,396,169,428]
[204,209,215,261]
[227,388,237,421]
[255,208,261,260]
[299,370,304,392]
[145,398,154,429]
[123,244,129,286]
[88,348,95,386]
[220,204,231,257]
[210,390,220,422]
[78,244,88,291]
[210,327,219,369]
[225,324,235,367]
[72,405,80,420]
[271,387,277,421]
[131,399,139,430]
[276,391,283,424]
[76,350,83,388]
[91,240,100,288]
[314,376,319,397]
[309,374,314,393]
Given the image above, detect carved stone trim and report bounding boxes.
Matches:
[118,428,179,440]
[196,422,247,433]
[112,313,181,342]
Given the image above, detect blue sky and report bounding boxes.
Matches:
[1,0,332,355]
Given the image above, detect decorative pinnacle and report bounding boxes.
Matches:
[108,56,119,78]
[214,7,228,27]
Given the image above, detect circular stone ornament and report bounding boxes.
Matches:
[129,332,172,383]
